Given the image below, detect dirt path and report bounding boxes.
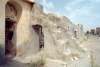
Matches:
[83,36,100,67]
[1,57,30,67]
[1,36,100,67]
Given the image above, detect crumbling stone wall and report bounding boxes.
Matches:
[30,2,85,61]
[0,0,32,65]
[96,27,100,36]
[0,0,85,65]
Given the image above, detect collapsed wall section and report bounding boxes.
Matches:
[30,2,86,61]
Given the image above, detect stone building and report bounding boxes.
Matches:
[90,29,95,35]
[73,24,84,39]
[86,31,90,34]
[0,0,85,65]
[96,27,100,36]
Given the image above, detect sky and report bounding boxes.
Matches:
[35,0,100,31]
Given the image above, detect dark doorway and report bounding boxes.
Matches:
[5,19,16,59]
[32,25,44,50]
[74,31,77,38]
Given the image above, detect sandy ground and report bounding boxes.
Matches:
[83,35,100,67]
[1,35,100,67]
[1,58,30,67]
[65,35,100,67]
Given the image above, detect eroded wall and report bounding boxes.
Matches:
[0,0,86,65]
[0,0,33,63]
[30,3,85,61]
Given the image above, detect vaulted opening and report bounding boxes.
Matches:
[5,2,17,59]
[5,19,16,58]
[32,25,44,51]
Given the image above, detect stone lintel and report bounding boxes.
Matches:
[24,0,35,3]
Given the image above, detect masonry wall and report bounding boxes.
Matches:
[30,3,85,61]
[6,0,38,56]
[0,1,85,65]
[0,0,45,60]
[0,0,33,65]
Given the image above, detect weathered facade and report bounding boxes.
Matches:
[96,27,100,35]
[0,0,85,65]
[90,29,95,35]
[0,0,34,65]
[85,27,100,36]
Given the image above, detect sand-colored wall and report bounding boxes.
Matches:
[0,0,33,63]
[30,3,86,61]
[0,1,85,65]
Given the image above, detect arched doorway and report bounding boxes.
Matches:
[5,3,17,58]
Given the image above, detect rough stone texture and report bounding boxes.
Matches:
[45,59,67,67]
[30,2,86,64]
[0,0,86,66]
[0,0,32,65]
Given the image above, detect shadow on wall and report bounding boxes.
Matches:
[0,45,5,66]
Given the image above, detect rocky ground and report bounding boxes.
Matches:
[66,35,100,67]
[0,35,100,67]
[82,35,100,67]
